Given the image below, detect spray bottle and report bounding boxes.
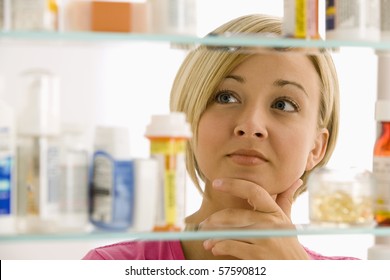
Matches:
[16,69,61,233]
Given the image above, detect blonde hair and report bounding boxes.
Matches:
[170,14,339,198]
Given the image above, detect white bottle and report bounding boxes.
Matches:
[326,0,380,41]
[367,236,390,259]
[132,158,159,232]
[148,0,197,35]
[12,0,58,31]
[90,125,134,231]
[59,122,92,232]
[16,69,61,233]
[0,98,16,234]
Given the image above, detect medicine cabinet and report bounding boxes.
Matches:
[0,0,389,259]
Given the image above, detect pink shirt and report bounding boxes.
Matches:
[82,240,359,260]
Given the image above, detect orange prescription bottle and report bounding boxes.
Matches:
[373,100,390,226]
[145,112,192,231]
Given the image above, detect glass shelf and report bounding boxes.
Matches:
[1,225,390,242]
[1,31,390,51]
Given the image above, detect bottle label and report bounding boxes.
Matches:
[60,150,88,214]
[16,138,61,219]
[151,139,186,154]
[0,156,12,215]
[0,125,13,216]
[151,139,187,230]
[39,138,61,219]
[283,0,319,39]
[373,156,390,209]
[325,0,335,31]
[0,127,11,151]
[90,151,134,229]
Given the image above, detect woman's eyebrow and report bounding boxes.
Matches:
[225,74,245,83]
[273,79,308,97]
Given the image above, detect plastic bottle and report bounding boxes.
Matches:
[145,112,191,232]
[0,0,11,31]
[380,0,390,41]
[308,167,374,226]
[366,50,390,259]
[89,125,134,231]
[367,243,390,259]
[0,98,16,234]
[131,158,159,232]
[373,52,390,227]
[325,0,380,41]
[12,0,58,31]
[59,123,91,231]
[373,102,390,226]
[282,0,319,39]
[16,69,61,233]
[148,0,197,35]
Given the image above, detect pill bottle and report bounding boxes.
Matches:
[145,112,191,232]
[308,167,374,226]
[325,0,380,41]
[373,100,390,226]
[372,52,390,227]
[61,0,92,32]
[89,125,134,231]
[282,0,320,39]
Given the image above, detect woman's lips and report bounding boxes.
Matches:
[227,150,268,166]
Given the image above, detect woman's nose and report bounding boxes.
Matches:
[233,109,268,138]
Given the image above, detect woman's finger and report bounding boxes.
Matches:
[199,208,294,230]
[212,178,278,214]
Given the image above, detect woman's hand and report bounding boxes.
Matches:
[200,178,310,260]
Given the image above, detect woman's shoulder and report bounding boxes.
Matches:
[82,240,186,260]
[304,247,360,260]
[81,240,359,260]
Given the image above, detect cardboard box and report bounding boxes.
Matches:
[91,1,133,32]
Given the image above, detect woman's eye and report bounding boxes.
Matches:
[215,91,239,104]
[271,98,300,112]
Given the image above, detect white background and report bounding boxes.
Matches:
[0,0,378,259]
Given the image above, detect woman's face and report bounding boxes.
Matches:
[195,53,329,195]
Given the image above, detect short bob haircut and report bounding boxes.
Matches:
[170,14,339,199]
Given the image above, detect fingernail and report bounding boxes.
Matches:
[203,239,211,249]
[247,198,255,209]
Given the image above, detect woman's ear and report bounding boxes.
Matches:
[305,128,329,171]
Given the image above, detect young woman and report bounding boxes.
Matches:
[83,14,357,260]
